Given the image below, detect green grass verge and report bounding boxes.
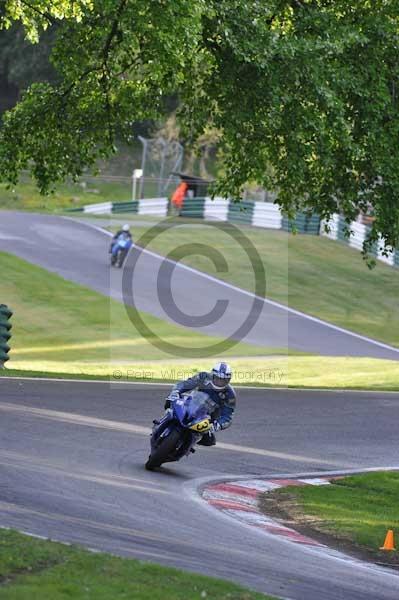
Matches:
[260,472,399,567]
[0,529,273,599]
[2,356,399,391]
[119,219,399,348]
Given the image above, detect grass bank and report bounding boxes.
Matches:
[0,529,272,599]
[0,251,272,365]
[3,356,399,391]
[0,180,134,213]
[119,219,399,348]
[1,248,399,390]
[259,472,399,568]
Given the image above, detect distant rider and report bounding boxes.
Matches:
[110,223,132,254]
[165,362,236,446]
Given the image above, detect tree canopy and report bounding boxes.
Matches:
[1,0,399,253]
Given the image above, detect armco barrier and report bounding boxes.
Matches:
[282,213,321,234]
[179,197,205,218]
[228,200,254,225]
[322,214,340,240]
[348,222,367,251]
[68,197,397,268]
[67,198,168,216]
[69,196,319,235]
[204,197,230,221]
[72,196,321,236]
[180,198,321,235]
[252,203,282,229]
[337,215,348,243]
[138,198,168,216]
[111,201,139,213]
[84,201,112,214]
[320,215,396,266]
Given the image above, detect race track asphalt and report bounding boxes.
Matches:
[1,378,399,600]
[0,210,398,358]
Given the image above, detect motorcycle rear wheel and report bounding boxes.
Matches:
[145,429,181,470]
[117,249,127,268]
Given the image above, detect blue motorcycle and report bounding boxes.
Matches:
[110,234,132,268]
[145,391,216,470]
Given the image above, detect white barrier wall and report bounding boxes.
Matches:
[138,198,168,216]
[320,214,340,240]
[252,203,282,229]
[377,236,395,266]
[75,199,397,269]
[349,222,367,251]
[204,197,230,221]
[81,198,168,215]
[321,215,396,266]
[84,201,113,214]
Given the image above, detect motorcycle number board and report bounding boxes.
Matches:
[190,419,211,433]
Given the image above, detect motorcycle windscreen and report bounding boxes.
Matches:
[181,391,216,426]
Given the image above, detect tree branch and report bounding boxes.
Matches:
[59,65,103,99]
[101,0,128,67]
[19,0,57,25]
[100,68,114,146]
[114,55,140,78]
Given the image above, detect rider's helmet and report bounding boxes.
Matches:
[122,224,130,232]
[211,362,232,389]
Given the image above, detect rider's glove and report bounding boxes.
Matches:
[211,421,221,433]
[168,390,181,403]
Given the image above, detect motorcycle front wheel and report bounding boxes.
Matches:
[145,429,181,470]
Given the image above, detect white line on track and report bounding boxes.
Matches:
[0,401,342,465]
[0,449,170,495]
[2,375,399,394]
[0,401,151,434]
[65,215,399,356]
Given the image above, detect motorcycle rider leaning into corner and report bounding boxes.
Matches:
[109,223,132,253]
[164,362,236,446]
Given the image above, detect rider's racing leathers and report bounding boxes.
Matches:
[110,230,133,254]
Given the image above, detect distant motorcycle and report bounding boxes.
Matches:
[110,233,132,268]
[145,391,216,471]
